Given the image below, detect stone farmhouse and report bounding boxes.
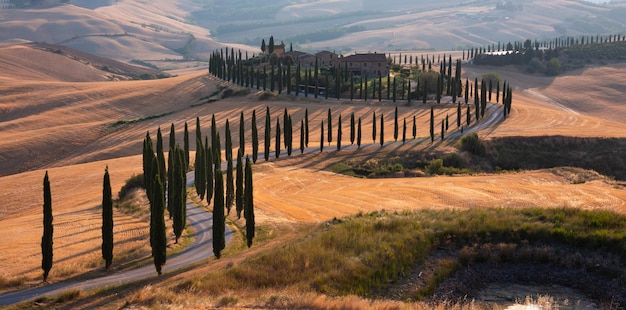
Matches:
[279,49,389,76]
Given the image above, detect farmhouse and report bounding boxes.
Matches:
[339,53,389,76]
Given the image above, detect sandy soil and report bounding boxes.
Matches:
[1,43,626,290]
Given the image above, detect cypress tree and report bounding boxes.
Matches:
[42,171,53,282]
[320,120,324,152]
[422,79,427,104]
[236,149,244,219]
[102,166,113,270]
[151,173,167,275]
[173,146,187,244]
[195,138,206,200]
[244,156,255,248]
[300,119,305,154]
[205,138,214,205]
[327,108,332,145]
[357,117,362,148]
[380,113,384,147]
[393,106,398,141]
[350,113,355,145]
[239,111,245,157]
[457,103,462,128]
[286,115,293,156]
[184,122,190,169]
[283,108,289,149]
[430,107,435,143]
[226,147,234,215]
[412,115,417,139]
[337,114,342,151]
[466,105,471,126]
[252,110,259,163]
[445,114,449,131]
[169,123,176,151]
[496,80,501,103]
[143,132,154,203]
[402,118,406,144]
[392,77,397,103]
[372,111,377,143]
[156,128,166,190]
[213,169,225,259]
[305,109,309,147]
[441,120,445,140]
[225,119,232,164]
[264,107,271,161]
[275,117,281,158]
[196,117,202,147]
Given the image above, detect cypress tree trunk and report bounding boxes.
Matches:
[244,156,255,248]
[357,117,362,148]
[264,107,271,161]
[236,149,244,219]
[252,110,258,163]
[102,167,113,270]
[42,171,53,282]
[213,169,225,258]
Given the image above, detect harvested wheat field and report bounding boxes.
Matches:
[1,43,626,307]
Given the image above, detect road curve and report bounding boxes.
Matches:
[0,173,231,306]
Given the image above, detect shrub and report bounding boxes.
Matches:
[546,58,561,76]
[460,133,485,156]
[118,174,144,199]
[481,72,501,85]
[441,153,465,168]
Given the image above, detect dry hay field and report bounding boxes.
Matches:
[1,44,626,304]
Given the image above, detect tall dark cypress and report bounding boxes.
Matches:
[173,146,187,244]
[156,128,166,189]
[402,118,406,144]
[42,171,53,282]
[350,113,355,145]
[300,119,305,154]
[184,122,190,169]
[264,107,271,161]
[393,106,399,141]
[143,132,154,203]
[320,120,324,152]
[226,147,234,215]
[213,169,225,259]
[412,115,417,139]
[466,105,471,126]
[380,113,384,147]
[372,111,377,143]
[275,117,281,158]
[287,115,293,156]
[244,156,255,248]
[457,103,462,128]
[225,119,232,164]
[337,114,342,151]
[252,110,259,163]
[196,117,202,147]
[102,167,113,270]
[151,165,167,275]
[205,138,214,205]
[235,149,244,219]
[304,108,309,147]
[327,108,332,145]
[239,111,245,157]
[283,108,289,148]
[357,117,362,148]
[430,107,435,143]
[195,138,206,200]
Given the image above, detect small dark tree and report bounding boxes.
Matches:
[393,106,399,141]
[300,119,305,154]
[102,167,113,270]
[430,107,435,143]
[372,111,377,143]
[235,148,244,218]
[380,113,384,147]
[402,118,406,144]
[275,117,281,158]
[261,39,266,53]
[184,122,190,168]
[213,169,225,258]
[244,156,255,248]
[357,117,362,148]
[305,109,310,147]
[264,107,271,161]
[320,120,324,152]
[226,148,234,215]
[327,109,332,145]
[350,112,355,145]
[239,111,245,157]
[252,110,258,163]
[337,114,342,151]
[42,171,53,282]
[412,115,417,139]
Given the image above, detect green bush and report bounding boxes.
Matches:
[460,133,485,156]
[118,174,144,199]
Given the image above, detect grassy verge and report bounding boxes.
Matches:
[110,112,173,127]
[173,207,626,301]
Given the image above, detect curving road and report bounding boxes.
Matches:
[0,102,501,306]
[0,173,231,306]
